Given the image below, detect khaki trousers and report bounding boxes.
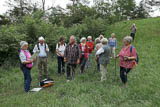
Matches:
[38,57,48,80]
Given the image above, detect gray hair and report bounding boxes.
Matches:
[101,38,108,45]
[70,35,76,40]
[88,36,92,39]
[124,36,132,44]
[80,37,86,43]
[20,41,28,48]
[95,38,101,44]
[111,33,115,36]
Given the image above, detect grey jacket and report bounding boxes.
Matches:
[99,44,111,65]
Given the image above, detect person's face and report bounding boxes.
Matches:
[61,40,65,44]
[22,44,28,50]
[88,38,91,41]
[70,37,75,44]
[112,35,115,38]
[39,40,44,44]
[123,40,129,46]
[82,40,86,44]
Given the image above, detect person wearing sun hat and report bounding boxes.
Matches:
[33,36,49,81]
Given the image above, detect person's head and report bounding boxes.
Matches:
[123,36,132,46]
[99,35,104,40]
[111,33,115,38]
[101,38,108,45]
[20,41,28,50]
[95,38,101,44]
[70,35,76,44]
[39,36,45,44]
[59,37,65,44]
[132,23,136,27]
[87,36,92,41]
[80,37,86,44]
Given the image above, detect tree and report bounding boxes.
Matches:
[42,0,45,12]
[140,0,160,13]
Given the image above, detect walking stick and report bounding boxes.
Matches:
[114,58,117,80]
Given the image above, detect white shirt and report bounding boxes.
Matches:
[96,47,104,55]
[56,43,66,56]
[33,43,49,57]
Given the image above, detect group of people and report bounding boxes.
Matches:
[19,24,137,92]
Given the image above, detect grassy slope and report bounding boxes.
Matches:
[0,18,160,107]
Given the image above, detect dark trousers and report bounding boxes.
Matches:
[80,55,87,73]
[97,58,100,72]
[120,67,131,84]
[130,33,135,41]
[67,64,76,80]
[57,56,65,74]
[21,67,32,92]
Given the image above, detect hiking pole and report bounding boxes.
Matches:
[114,58,117,80]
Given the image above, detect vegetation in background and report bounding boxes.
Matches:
[0,0,149,66]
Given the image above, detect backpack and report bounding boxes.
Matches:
[39,78,55,88]
[130,46,139,64]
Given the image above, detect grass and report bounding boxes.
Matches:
[0,17,160,107]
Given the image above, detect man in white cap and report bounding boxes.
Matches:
[33,36,49,81]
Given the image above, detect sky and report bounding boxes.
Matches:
[0,0,159,17]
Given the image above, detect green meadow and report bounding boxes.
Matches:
[0,17,160,107]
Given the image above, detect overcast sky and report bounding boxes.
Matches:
[0,0,159,17]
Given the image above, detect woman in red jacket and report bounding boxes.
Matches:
[86,36,94,68]
[79,37,88,73]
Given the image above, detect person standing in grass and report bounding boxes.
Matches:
[79,37,88,73]
[108,33,117,58]
[56,37,66,76]
[115,36,137,88]
[19,41,34,92]
[64,35,81,82]
[95,38,102,72]
[96,38,110,82]
[86,36,94,68]
[130,23,137,41]
[33,36,49,81]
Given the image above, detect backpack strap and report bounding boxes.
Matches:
[130,45,134,56]
[37,43,40,50]
[37,43,47,50]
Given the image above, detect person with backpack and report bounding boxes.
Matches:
[130,23,137,41]
[56,37,66,75]
[108,33,117,58]
[64,35,81,82]
[86,36,94,68]
[33,36,49,81]
[19,41,34,92]
[79,37,88,73]
[96,38,110,82]
[115,36,137,88]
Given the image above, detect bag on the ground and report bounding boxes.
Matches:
[39,78,55,88]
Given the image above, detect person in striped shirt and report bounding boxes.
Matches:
[108,33,117,58]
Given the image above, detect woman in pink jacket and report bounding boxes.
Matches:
[115,36,137,88]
